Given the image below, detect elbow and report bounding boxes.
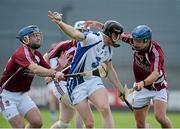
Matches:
[70,30,84,40]
[71,32,81,40]
[71,34,78,40]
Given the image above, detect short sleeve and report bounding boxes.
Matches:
[150,46,164,72]
[36,51,51,69]
[12,48,32,68]
[81,32,101,47]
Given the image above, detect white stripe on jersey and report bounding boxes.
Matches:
[152,47,159,71]
[23,46,34,64]
[1,68,22,89]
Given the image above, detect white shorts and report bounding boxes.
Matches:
[132,88,167,109]
[0,90,37,120]
[70,77,104,105]
[51,81,68,101]
[47,81,55,91]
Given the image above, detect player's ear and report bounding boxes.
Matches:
[22,35,30,44]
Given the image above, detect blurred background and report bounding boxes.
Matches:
[0,0,180,125]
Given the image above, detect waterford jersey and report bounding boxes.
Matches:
[67,32,113,92]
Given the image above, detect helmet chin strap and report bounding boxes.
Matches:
[112,34,121,47]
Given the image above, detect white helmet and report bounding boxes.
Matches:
[74,21,89,31]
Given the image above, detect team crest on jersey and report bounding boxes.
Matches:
[135,53,144,62]
[21,68,34,76]
[96,47,107,58]
[5,100,10,106]
[91,57,101,68]
[134,57,151,72]
[35,55,40,64]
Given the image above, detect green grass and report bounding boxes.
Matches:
[0,109,180,128]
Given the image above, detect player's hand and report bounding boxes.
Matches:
[48,11,63,24]
[133,81,144,91]
[119,84,131,101]
[119,93,125,101]
[44,77,53,84]
[124,84,131,97]
[56,51,73,71]
[54,72,65,82]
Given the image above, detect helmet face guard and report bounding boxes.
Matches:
[102,20,123,47]
[112,33,121,47]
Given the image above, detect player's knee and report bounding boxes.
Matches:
[98,105,111,116]
[29,117,43,128]
[155,114,166,124]
[9,116,25,128]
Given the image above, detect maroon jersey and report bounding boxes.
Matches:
[47,39,77,74]
[121,33,167,91]
[0,44,50,92]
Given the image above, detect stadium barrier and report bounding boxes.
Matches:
[28,86,180,111]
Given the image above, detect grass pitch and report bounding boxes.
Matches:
[0,109,180,128]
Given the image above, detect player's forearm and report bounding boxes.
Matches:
[136,71,160,88]
[28,63,55,77]
[120,32,134,45]
[108,67,124,93]
[48,11,84,40]
[56,21,84,41]
[143,71,160,86]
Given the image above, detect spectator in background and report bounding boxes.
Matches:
[0,25,64,128]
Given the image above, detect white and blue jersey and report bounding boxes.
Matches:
[67,31,113,99]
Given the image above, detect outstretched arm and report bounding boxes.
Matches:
[48,11,84,41]
[28,63,65,82]
[120,32,134,46]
